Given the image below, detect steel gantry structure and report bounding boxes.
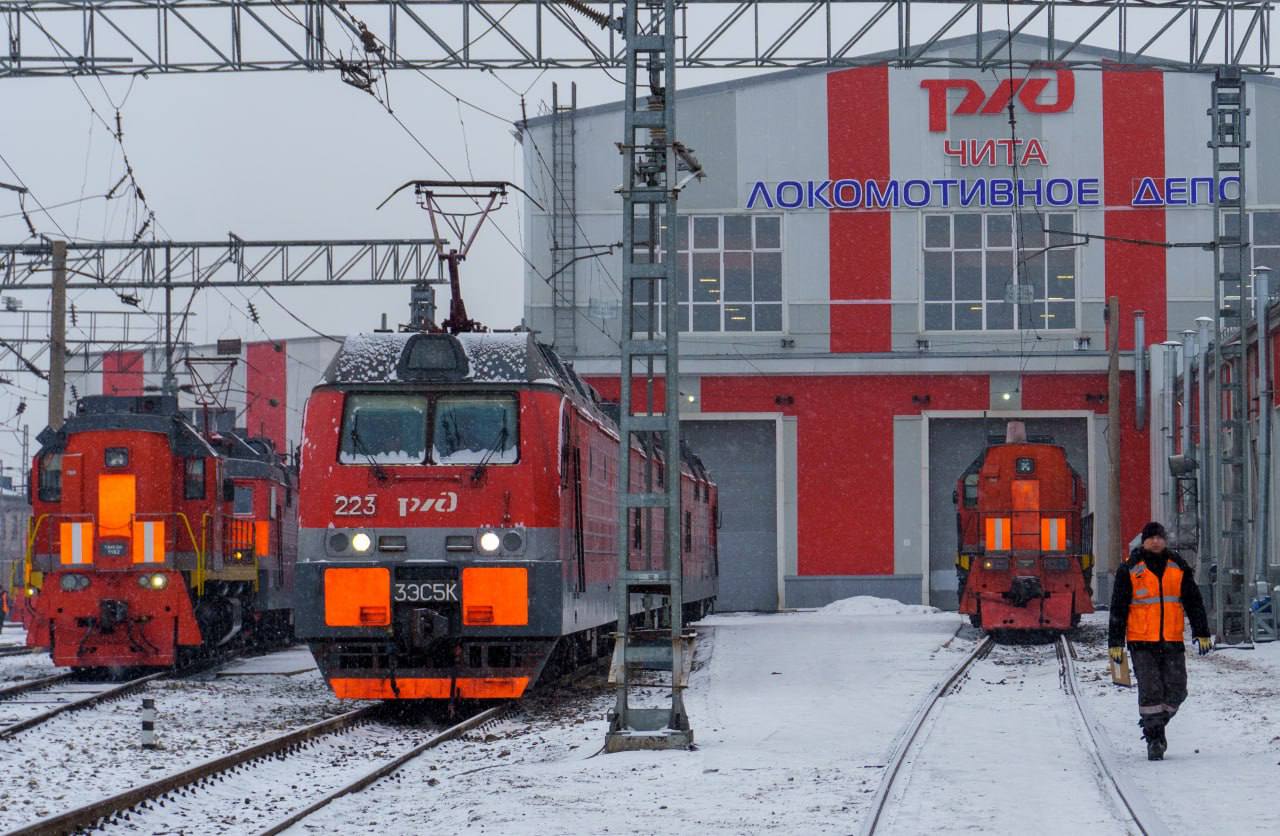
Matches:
[3,0,1279,743]
[0,0,1276,75]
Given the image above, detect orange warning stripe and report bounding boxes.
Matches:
[329,676,530,700]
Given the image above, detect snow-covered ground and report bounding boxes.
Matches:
[0,648,359,829]
[285,600,1280,836]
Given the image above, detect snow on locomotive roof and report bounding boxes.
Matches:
[325,331,559,385]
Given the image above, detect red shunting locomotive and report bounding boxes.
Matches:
[955,422,1094,632]
[295,331,719,701]
[24,395,297,668]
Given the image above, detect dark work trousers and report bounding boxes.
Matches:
[1130,646,1188,731]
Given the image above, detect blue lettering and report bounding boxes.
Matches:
[1220,176,1241,204]
[989,179,1014,207]
[1078,179,1100,206]
[1045,179,1074,207]
[959,179,986,207]
[1164,177,1188,206]
[1015,178,1044,207]
[903,179,931,208]
[807,180,833,210]
[776,180,804,209]
[865,180,899,209]
[746,181,774,210]
[832,179,861,208]
[1189,177,1214,205]
[932,179,958,207]
[1132,177,1163,206]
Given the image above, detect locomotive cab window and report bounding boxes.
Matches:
[1015,457,1036,474]
[184,458,206,500]
[37,452,62,502]
[431,395,519,465]
[340,394,429,465]
[963,473,979,508]
[104,447,129,468]
[233,485,254,516]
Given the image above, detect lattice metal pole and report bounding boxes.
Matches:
[1209,67,1252,644]
[606,0,695,753]
[550,82,578,353]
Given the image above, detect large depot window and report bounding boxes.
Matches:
[922,212,1079,332]
[633,214,784,334]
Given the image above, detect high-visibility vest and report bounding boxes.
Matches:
[1125,557,1186,642]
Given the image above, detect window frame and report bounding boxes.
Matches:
[631,213,787,336]
[184,458,207,500]
[920,211,1081,334]
[37,452,62,502]
[429,393,521,467]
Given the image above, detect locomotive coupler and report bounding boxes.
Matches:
[1004,576,1046,608]
[98,599,129,631]
[410,608,451,646]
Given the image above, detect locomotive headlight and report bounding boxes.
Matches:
[137,573,168,590]
[59,573,90,592]
[25,586,36,597]
[478,531,501,554]
[351,532,373,553]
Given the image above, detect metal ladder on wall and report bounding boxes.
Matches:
[606,0,701,753]
[551,82,578,354]
[1209,67,1253,645]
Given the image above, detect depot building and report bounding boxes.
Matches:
[521,33,1280,611]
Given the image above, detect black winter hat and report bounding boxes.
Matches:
[1141,522,1168,541]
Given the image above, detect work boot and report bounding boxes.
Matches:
[1141,724,1165,761]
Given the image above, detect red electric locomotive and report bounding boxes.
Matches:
[954,422,1094,632]
[295,331,719,701]
[23,395,297,668]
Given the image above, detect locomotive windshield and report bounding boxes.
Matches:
[337,392,519,466]
[340,394,430,465]
[432,395,518,465]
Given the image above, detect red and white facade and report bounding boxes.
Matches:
[521,35,1280,610]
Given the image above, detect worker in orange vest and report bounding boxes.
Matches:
[1108,521,1211,761]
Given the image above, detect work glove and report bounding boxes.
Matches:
[1108,647,1125,664]
[1195,636,1212,656]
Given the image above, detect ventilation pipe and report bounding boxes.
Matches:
[1134,311,1147,431]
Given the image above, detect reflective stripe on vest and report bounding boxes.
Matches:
[986,517,1010,551]
[59,522,93,565]
[1126,559,1186,642]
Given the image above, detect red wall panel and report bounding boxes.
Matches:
[1102,70,1166,350]
[246,341,288,453]
[102,350,144,396]
[1020,372,1152,549]
[827,66,892,353]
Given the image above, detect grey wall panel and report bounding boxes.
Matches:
[785,575,923,607]
[926,416,1090,610]
[682,419,778,611]
[893,416,924,581]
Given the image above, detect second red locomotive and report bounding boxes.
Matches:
[23,395,297,668]
[954,422,1094,632]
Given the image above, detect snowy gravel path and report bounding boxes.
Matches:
[285,598,970,835]
[0,661,358,829]
[872,639,1132,835]
[1077,612,1280,834]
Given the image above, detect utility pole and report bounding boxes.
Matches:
[162,244,177,397]
[1107,296,1123,576]
[48,240,67,429]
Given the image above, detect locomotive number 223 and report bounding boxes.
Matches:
[334,494,377,516]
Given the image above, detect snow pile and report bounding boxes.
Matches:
[819,595,941,617]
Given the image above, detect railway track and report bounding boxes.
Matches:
[6,703,507,835]
[0,671,163,741]
[860,634,1171,836]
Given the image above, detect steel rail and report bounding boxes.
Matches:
[858,632,994,836]
[0,672,74,701]
[1058,637,1172,836]
[0,671,165,740]
[0,647,37,658]
[6,704,381,836]
[257,703,512,836]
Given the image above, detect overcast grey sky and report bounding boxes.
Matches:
[0,3,1262,468]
